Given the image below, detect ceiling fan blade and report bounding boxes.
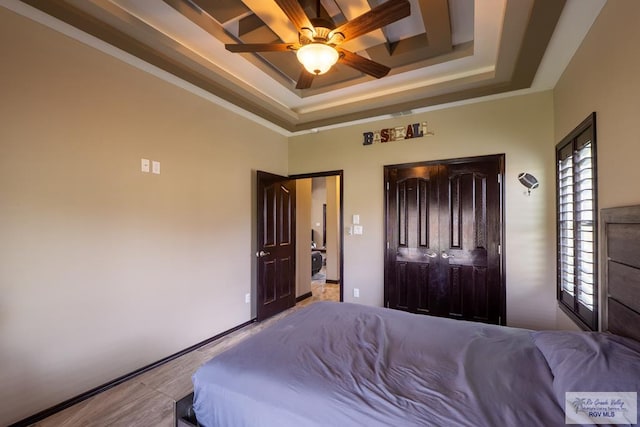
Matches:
[295,69,315,89]
[274,0,314,31]
[338,49,390,79]
[331,0,410,41]
[225,43,296,53]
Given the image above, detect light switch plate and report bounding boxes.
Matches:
[141,158,150,173]
[152,160,160,174]
[353,214,360,225]
[353,225,363,235]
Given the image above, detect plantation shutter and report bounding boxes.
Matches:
[556,113,597,331]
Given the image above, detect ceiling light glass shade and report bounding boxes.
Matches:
[296,43,339,75]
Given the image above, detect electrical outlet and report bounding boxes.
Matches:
[353,288,360,298]
[141,158,150,173]
[245,293,251,304]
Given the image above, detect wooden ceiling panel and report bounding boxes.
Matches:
[238,16,281,43]
[366,0,452,69]
[15,0,567,131]
[190,0,250,24]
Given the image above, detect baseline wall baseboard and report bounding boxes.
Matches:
[296,291,313,302]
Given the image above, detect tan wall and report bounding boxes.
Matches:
[296,179,312,297]
[325,176,341,281]
[555,0,640,208]
[290,91,558,330]
[0,7,288,425]
[554,0,640,329]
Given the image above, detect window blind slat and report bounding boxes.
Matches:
[556,116,597,330]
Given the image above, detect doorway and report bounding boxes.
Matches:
[384,155,505,325]
[255,170,343,322]
[291,171,343,306]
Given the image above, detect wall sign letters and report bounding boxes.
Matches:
[362,122,434,146]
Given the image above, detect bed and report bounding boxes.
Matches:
[190,205,640,427]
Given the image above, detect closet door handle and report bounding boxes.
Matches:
[256,250,271,258]
[441,252,454,259]
[425,252,437,258]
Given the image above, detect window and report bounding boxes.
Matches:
[556,112,598,330]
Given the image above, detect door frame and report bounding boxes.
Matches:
[289,170,344,302]
[383,154,506,324]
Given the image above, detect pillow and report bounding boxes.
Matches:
[532,331,640,412]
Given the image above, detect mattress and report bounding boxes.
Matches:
[193,302,572,426]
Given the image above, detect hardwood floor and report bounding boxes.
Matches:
[310,266,341,303]
[310,283,340,302]
[31,295,336,426]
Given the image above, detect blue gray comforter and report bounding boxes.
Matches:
[193,301,565,426]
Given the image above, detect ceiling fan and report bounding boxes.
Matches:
[225,0,411,89]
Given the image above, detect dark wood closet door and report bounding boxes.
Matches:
[257,171,296,321]
[385,165,441,314]
[385,156,504,324]
[440,160,502,323]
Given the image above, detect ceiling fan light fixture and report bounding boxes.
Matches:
[296,43,339,75]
